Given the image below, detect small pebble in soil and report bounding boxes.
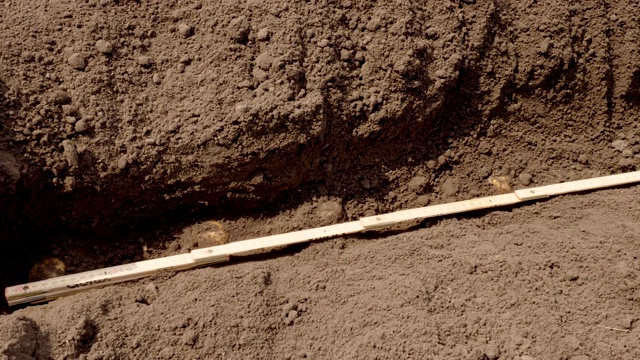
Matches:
[518,172,532,186]
[153,73,162,84]
[415,195,430,206]
[131,38,143,49]
[144,282,158,293]
[74,119,88,132]
[257,28,271,41]
[317,201,343,224]
[62,140,79,168]
[426,26,439,38]
[200,220,229,246]
[53,91,72,105]
[182,330,198,346]
[477,140,492,154]
[62,105,78,116]
[611,139,628,151]
[484,344,500,360]
[235,102,251,115]
[137,56,153,68]
[340,49,353,61]
[95,39,113,54]
[613,316,634,330]
[252,67,267,82]
[117,154,128,170]
[366,18,381,31]
[158,346,175,359]
[63,176,76,192]
[21,51,34,62]
[228,16,250,43]
[68,53,86,70]
[618,157,634,167]
[577,154,588,164]
[178,23,194,38]
[408,175,428,192]
[434,69,448,78]
[284,310,298,325]
[283,302,297,313]
[255,53,273,71]
[236,80,252,89]
[538,38,550,54]
[179,55,192,65]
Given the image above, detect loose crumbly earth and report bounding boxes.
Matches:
[2,0,640,359]
[3,187,640,359]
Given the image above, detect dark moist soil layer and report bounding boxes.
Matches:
[2,0,640,359]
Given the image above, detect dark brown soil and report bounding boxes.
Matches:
[2,0,640,359]
[3,187,640,359]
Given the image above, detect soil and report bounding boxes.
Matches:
[1,0,640,359]
[3,188,640,360]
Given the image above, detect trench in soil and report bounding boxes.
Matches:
[0,68,489,311]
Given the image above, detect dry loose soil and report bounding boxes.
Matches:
[1,0,640,359]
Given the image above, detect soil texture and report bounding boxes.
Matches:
[3,187,640,359]
[2,0,640,359]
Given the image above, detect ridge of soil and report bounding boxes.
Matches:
[1,0,636,235]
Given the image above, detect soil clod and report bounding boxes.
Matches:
[95,40,113,54]
[67,53,86,70]
[178,24,194,38]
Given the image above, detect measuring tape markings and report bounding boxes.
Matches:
[5,254,196,306]
[359,193,522,228]
[192,221,365,263]
[7,170,640,306]
[515,171,640,200]
[6,263,136,297]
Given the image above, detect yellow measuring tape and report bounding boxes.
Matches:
[6,171,640,306]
